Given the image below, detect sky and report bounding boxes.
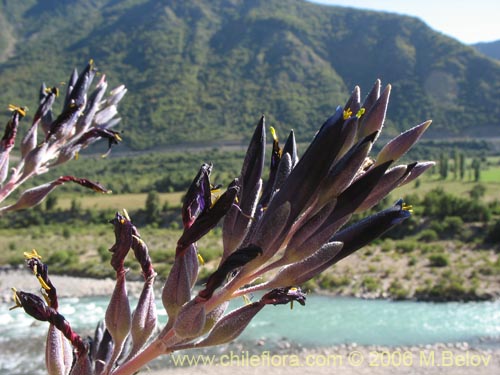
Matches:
[307,0,500,44]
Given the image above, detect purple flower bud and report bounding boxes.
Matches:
[162,243,198,319]
[398,161,435,187]
[105,271,131,353]
[68,351,93,375]
[194,303,264,348]
[223,179,261,258]
[0,180,60,212]
[129,279,157,358]
[282,130,298,167]
[173,300,206,339]
[45,324,73,375]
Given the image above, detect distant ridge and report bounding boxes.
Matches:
[473,40,500,60]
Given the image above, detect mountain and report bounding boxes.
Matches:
[0,0,499,150]
[473,40,500,60]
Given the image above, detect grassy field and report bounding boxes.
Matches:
[54,192,184,211]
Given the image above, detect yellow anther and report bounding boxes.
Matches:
[8,104,27,117]
[119,218,125,224]
[37,275,51,292]
[343,108,353,120]
[9,288,22,311]
[123,208,131,221]
[41,289,51,306]
[24,249,42,260]
[115,133,123,142]
[402,203,413,213]
[242,294,251,305]
[197,253,205,266]
[356,108,366,118]
[270,126,278,142]
[74,152,79,160]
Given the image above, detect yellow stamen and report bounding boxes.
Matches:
[8,104,27,117]
[41,289,51,306]
[9,288,22,311]
[115,133,123,142]
[343,108,353,120]
[119,218,125,224]
[37,275,51,291]
[242,294,251,305]
[24,249,42,260]
[122,208,131,221]
[197,253,205,265]
[75,152,79,160]
[356,108,366,118]
[270,126,278,142]
[402,203,413,213]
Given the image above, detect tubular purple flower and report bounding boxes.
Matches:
[11,290,87,355]
[330,199,412,264]
[361,79,381,115]
[223,117,265,254]
[109,212,134,271]
[198,245,263,300]
[357,83,390,141]
[265,242,343,288]
[176,182,239,255]
[355,163,416,212]
[182,163,213,229]
[398,161,436,187]
[65,60,97,109]
[261,286,307,306]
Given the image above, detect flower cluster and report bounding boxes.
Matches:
[11,80,434,375]
[0,60,126,213]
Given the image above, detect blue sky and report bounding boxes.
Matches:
[307,0,500,44]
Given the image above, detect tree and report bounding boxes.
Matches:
[471,158,481,182]
[459,153,465,180]
[145,190,160,223]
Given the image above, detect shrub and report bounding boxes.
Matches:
[418,229,438,241]
[428,253,450,267]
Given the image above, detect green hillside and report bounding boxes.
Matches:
[0,0,499,150]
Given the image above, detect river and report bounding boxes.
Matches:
[1,295,499,374]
